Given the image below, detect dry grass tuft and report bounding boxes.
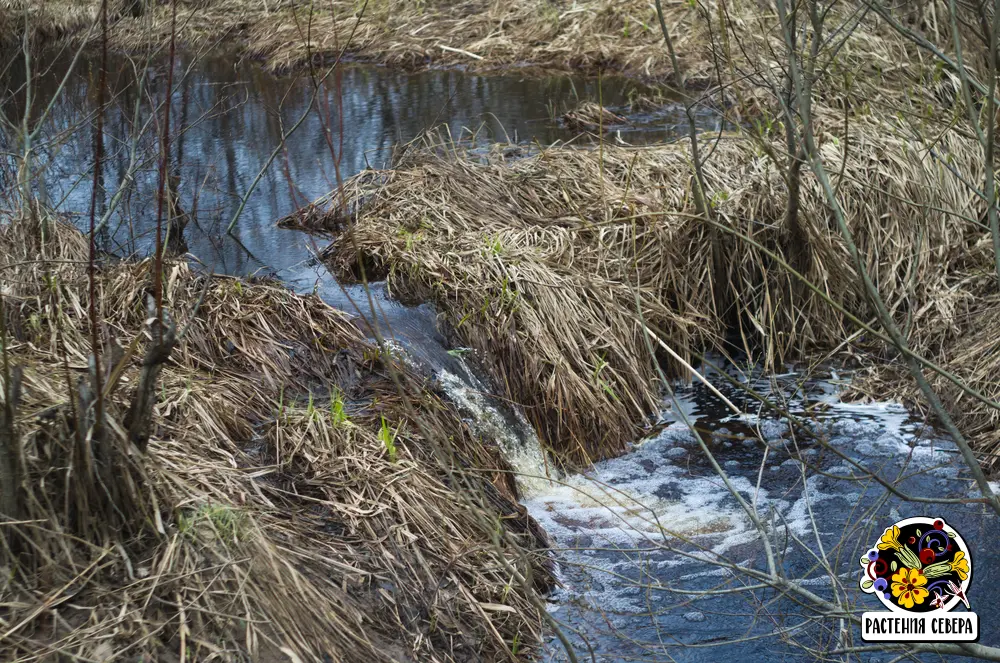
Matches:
[324,137,719,466]
[0,211,550,661]
[852,272,1000,471]
[562,101,628,133]
[318,102,986,465]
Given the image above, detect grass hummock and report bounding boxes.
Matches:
[319,100,986,465]
[0,211,551,661]
[2,0,711,78]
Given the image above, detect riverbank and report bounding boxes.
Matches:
[320,109,988,466]
[246,0,1000,470]
[2,0,707,79]
[5,1,1000,659]
[0,212,551,661]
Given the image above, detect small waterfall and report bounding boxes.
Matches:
[328,287,555,498]
[435,356,556,498]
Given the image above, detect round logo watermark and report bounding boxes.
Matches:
[859,516,977,642]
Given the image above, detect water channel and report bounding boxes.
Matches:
[4,48,995,662]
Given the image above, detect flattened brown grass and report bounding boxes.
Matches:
[0,212,551,661]
[321,100,985,466]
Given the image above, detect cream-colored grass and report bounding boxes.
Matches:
[1,0,707,78]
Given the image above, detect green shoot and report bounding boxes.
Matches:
[379,416,399,462]
[178,503,247,544]
[330,388,347,425]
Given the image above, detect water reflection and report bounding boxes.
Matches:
[3,49,686,278]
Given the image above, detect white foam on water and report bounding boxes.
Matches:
[520,419,836,599]
[515,365,982,659]
[527,425,743,545]
[523,368,964,622]
[430,355,961,636]
[525,416,862,570]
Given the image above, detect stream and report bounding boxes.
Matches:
[2,48,712,369]
[528,365,1000,661]
[6,49,998,661]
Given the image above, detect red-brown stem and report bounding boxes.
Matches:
[153,0,178,330]
[86,0,109,431]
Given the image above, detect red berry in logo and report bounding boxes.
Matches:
[920,548,936,564]
[933,519,944,530]
[908,536,916,545]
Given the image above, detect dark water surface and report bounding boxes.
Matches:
[1,49,726,367]
[3,49,708,279]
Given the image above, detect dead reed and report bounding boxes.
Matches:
[319,91,986,465]
[254,0,996,469]
[0,211,550,661]
[561,101,629,133]
[1,0,710,79]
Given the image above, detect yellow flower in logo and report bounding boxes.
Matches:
[878,525,902,551]
[950,551,969,581]
[891,567,929,609]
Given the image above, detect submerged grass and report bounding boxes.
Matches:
[0,211,551,661]
[561,101,629,133]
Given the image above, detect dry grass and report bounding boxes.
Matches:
[0,0,989,90]
[4,2,1000,662]
[247,0,704,77]
[0,211,551,661]
[251,0,998,470]
[244,0,1000,474]
[0,0,712,79]
[562,102,628,133]
[852,263,1000,471]
[708,0,1000,465]
[324,136,719,467]
[317,97,986,466]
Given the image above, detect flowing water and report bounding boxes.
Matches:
[7,49,998,661]
[2,49,709,275]
[526,365,1000,661]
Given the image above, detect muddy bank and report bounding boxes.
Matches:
[0,213,551,661]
